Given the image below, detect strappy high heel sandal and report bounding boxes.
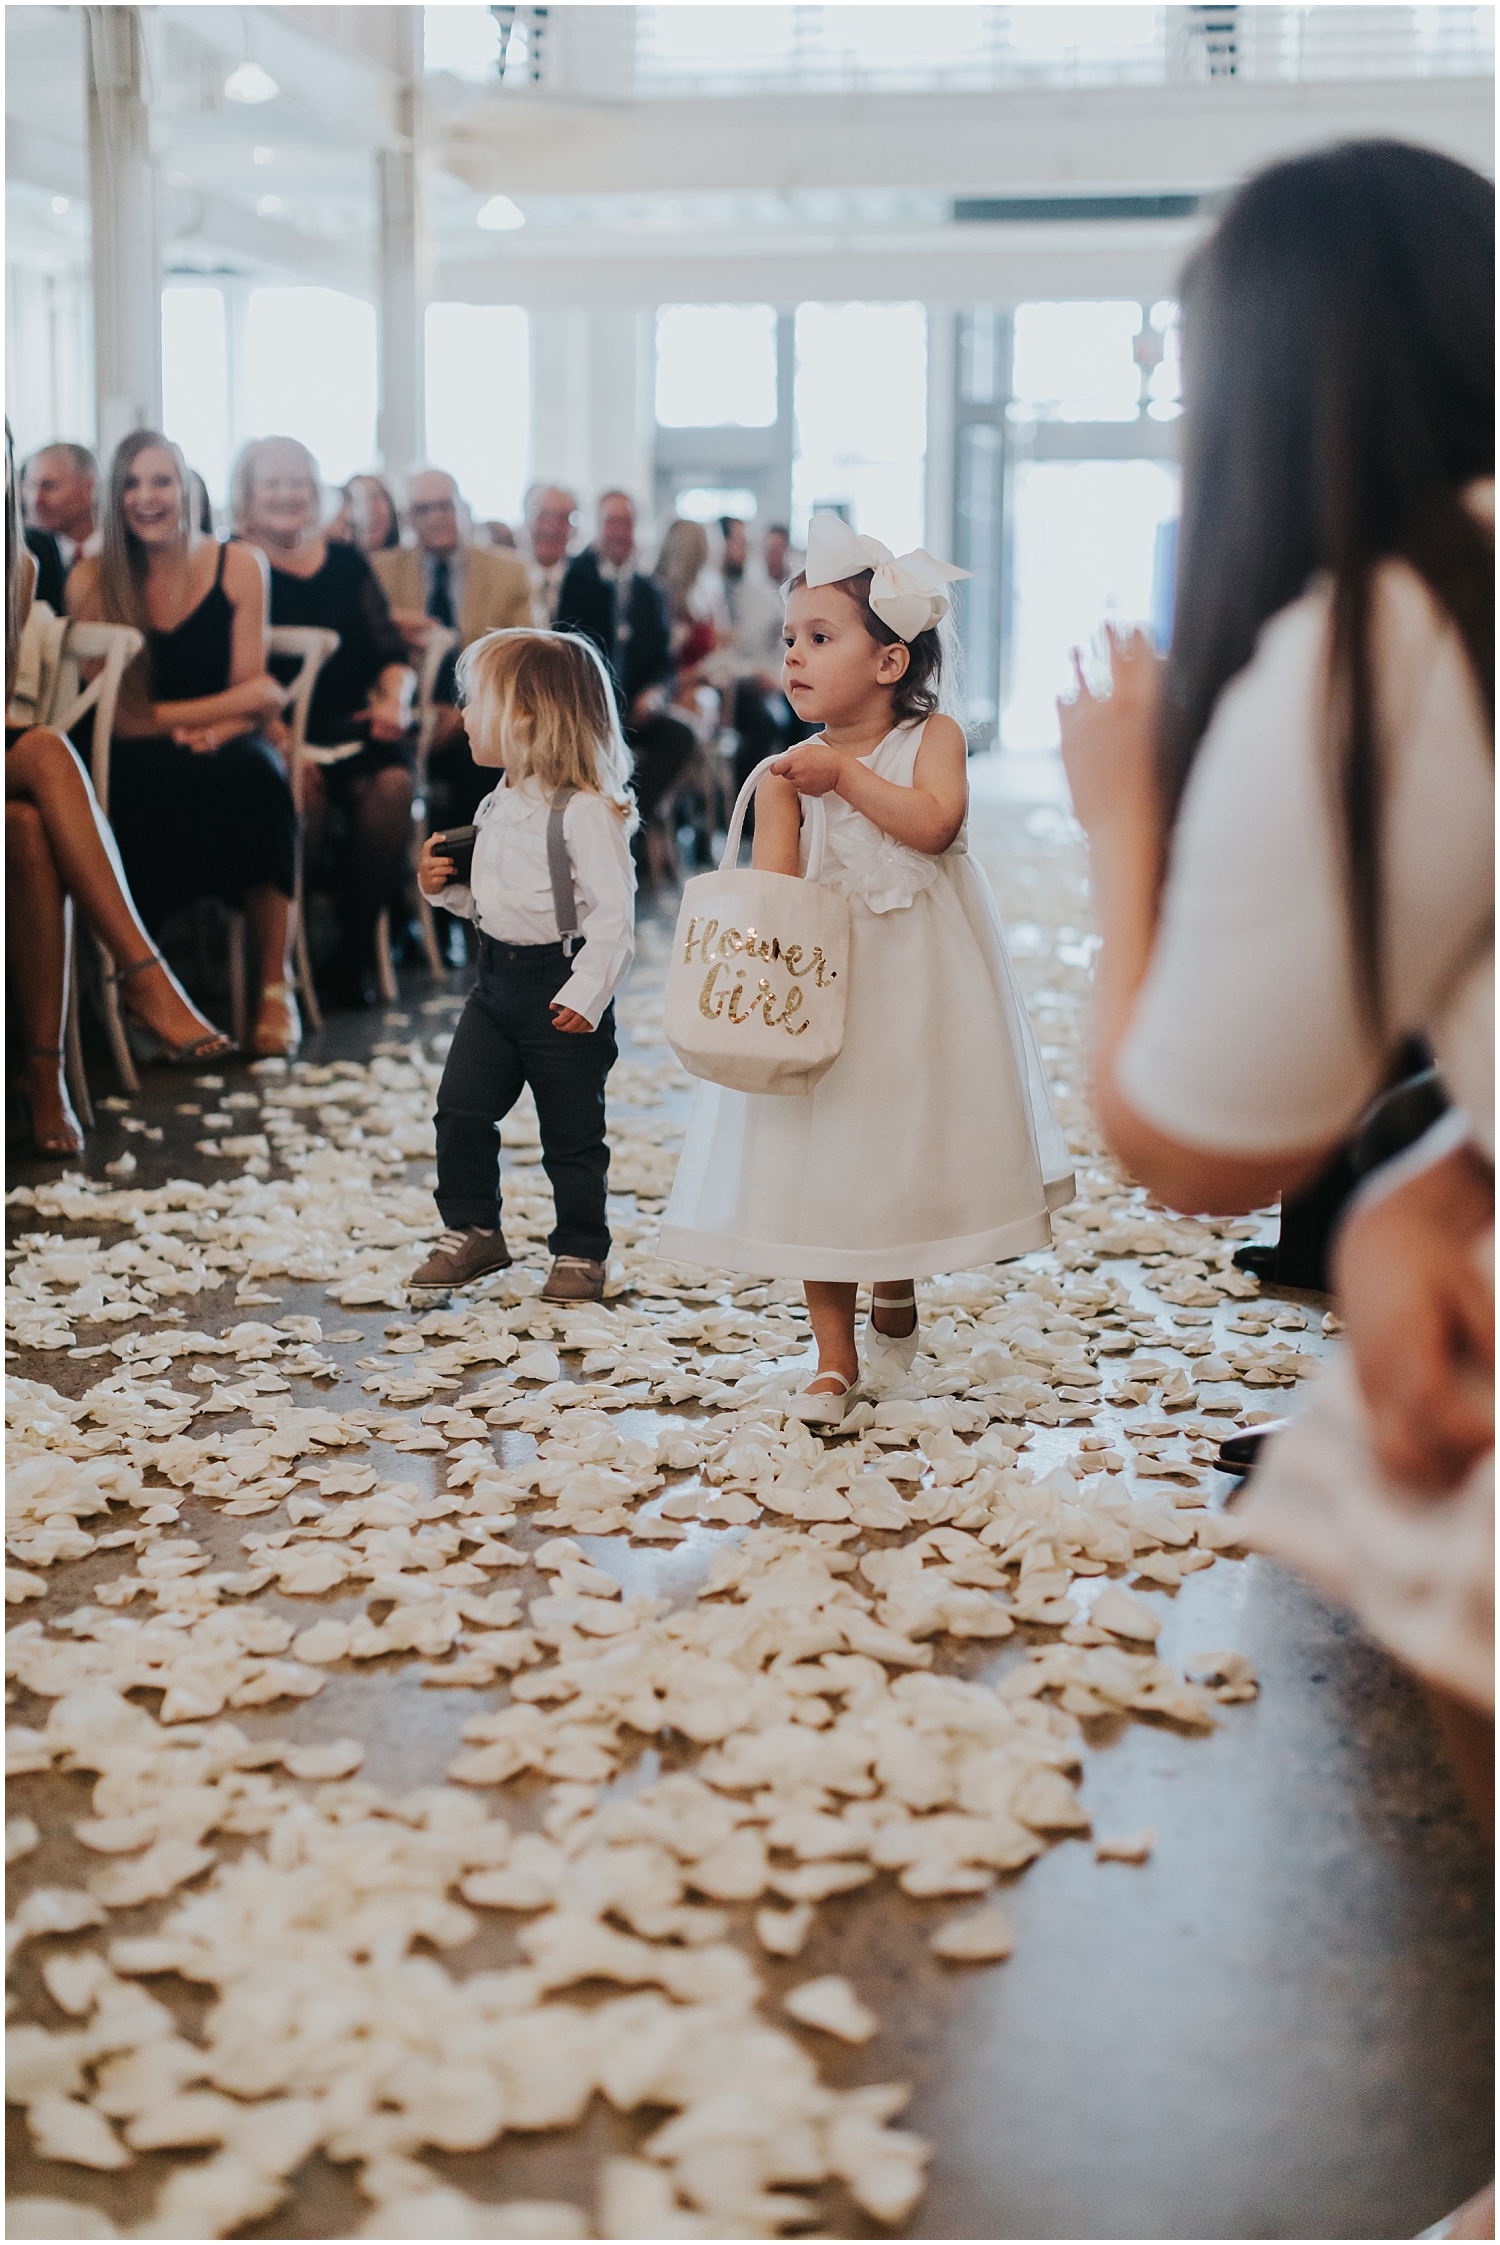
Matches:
[254,982,302,1059]
[17,1048,84,1157]
[789,1368,860,1428]
[112,954,234,1064]
[863,1290,920,1381]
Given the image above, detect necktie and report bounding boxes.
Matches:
[428,555,455,628]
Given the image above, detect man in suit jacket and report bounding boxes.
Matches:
[520,482,579,627]
[23,443,99,614]
[554,490,694,876]
[374,467,532,827]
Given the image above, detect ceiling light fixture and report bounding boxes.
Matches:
[225,61,279,104]
[51,196,69,215]
[252,145,275,165]
[256,194,283,216]
[477,194,525,232]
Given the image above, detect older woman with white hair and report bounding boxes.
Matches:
[232,436,416,1011]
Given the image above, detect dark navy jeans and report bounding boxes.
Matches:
[434,935,616,1261]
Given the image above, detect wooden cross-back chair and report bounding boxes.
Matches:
[373,621,457,1000]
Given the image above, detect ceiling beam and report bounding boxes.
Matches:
[438,224,1211,309]
[437,73,1494,198]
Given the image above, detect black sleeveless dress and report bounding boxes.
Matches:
[104,544,297,936]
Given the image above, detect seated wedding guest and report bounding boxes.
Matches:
[372,465,532,829]
[555,489,694,877]
[232,435,417,1012]
[654,516,721,705]
[344,472,401,556]
[5,422,230,1154]
[23,441,99,615]
[709,514,788,796]
[520,482,579,627]
[67,429,298,1056]
[761,521,801,588]
[325,484,355,546]
[1060,140,1493,2242]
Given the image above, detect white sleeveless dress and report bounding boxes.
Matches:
[659,718,1075,1281]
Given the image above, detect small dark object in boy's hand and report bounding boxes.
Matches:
[432,825,478,883]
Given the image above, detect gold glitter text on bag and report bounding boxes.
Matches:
[665,759,850,1095]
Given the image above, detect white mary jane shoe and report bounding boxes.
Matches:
[789,1369,859,1427]
[862,1292,920,1382]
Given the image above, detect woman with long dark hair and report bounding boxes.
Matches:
[5,424,230,1152]
[1061,140,1492,2236]
[67,430,300,1055]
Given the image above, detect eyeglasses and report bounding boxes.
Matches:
[411,498,458,519]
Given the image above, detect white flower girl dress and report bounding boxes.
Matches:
[659,717,1074,1278]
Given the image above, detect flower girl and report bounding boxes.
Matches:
[660,512,1074,1423]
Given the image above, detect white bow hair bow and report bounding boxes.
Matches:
[803,510,970,640]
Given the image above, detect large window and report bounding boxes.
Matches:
[425,302,530,524]
[1002,458,1179,751]
[161,287,230,505]
[655,303,778,428]
[792,301,926,551]
[1011,301,1144,424]
[244,287,377,486]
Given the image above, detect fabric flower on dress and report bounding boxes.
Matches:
[820,807,942,915]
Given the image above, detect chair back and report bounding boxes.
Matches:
[45,622,146,816]
[269,625,341,807]
[415,624,459,770]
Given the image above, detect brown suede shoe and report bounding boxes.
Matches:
[540,1255,607,1303]
[409,1226,513,1295]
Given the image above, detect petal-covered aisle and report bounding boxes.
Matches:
[6,763,1490,2242]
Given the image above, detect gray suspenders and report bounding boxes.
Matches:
[546,785,582,957]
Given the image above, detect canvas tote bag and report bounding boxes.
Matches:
[664,755,850,1095]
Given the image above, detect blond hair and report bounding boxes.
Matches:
[230,434,321,533]
[456,629,638,828]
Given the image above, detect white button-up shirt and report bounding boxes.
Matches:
[433,774,636,1029]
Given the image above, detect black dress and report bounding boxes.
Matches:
[266,542,414,794]
[105,544,297,936]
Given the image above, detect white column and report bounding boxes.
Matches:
[85,5,161,460]
[376,7,428,478]
[527,307,654,511]
[924,305,957,559]
[587,307,654,509]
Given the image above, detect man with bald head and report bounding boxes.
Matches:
[373,466,532,828]
[521,482,579,626]
[23,442,99,612]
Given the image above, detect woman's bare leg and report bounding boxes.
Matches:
[4,727,219,1050]
[6,799,81,1149]
[243,886,294,1001]
[804,1280,859,1393]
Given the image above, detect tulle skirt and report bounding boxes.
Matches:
[659,852,1074,1281]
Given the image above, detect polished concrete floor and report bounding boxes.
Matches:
[6,767,1492,2240]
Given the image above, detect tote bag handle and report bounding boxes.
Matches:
[719,752,829,882]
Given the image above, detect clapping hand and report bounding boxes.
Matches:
[1056,625,1163,842]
